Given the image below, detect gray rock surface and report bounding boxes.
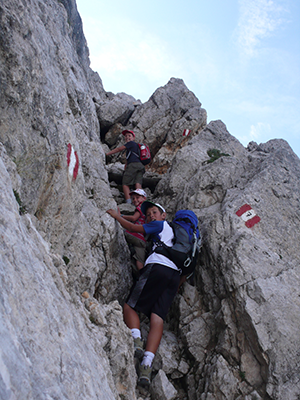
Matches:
[1,0,300,399]
[95,92,137,135]
[106,77,207,173]
[0,0,132,304]
[151,370,178,400]
[162,135,300,399]
[0,155,136,400]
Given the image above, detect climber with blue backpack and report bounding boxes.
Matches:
[149,209,201,280]
[106,201,201,388]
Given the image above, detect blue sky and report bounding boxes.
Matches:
[76,0,300,158]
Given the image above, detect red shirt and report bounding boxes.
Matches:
[126,204,146,242]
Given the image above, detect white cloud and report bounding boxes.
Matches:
[83,15,181,83]
[237,121,272,146]
[250,122,271,139]
[235,0,287,58]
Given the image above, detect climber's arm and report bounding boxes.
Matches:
[106,145,126,156]
[106,209,145,233]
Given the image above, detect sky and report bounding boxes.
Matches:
[76,0,300,158]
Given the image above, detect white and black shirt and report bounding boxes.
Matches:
[143,221,178,271]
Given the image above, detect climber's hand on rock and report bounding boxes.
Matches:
[106,209,118,219]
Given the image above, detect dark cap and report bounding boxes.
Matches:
[141,201,166,215]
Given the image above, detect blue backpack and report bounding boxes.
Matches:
[154,210,202,276]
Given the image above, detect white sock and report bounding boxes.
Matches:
[131,328,141,339]
[141,351,155,367]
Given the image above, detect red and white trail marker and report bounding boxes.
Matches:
[183,129,190,136]
[67,143,79,181]
[236,204,261,228]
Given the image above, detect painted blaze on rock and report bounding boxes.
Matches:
[236,204,261,228]
[67,143,79,181]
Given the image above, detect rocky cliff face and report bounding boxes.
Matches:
[0,1,299,400]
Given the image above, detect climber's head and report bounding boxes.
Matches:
[122,130,135,142]
[141,201,166,222]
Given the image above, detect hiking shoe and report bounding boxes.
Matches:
[138,364,152,388]
[133,337,144,360]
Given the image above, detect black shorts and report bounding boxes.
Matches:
[126,263,180,320]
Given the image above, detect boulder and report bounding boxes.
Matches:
[95,92,137,135]
[151,370,178,400]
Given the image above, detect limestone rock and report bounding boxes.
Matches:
[0,0,133,305]
[1,0,300,399]
[104,123,127,147]
[95,92,137,134]
[200,355,241,400]
[84,297,138,398]
[159,135,300,398]
[107,161,125,176]
[151,370,178,400]
[0,143,22,194]
[106,77,207,173]
[157,330,183,376]
[154,119,247,214]
[0,157,137,400]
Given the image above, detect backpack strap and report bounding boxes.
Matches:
[126,143,140,160]
[144,231,163,258]
[145,221,174,259]
[132,151,140,158]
